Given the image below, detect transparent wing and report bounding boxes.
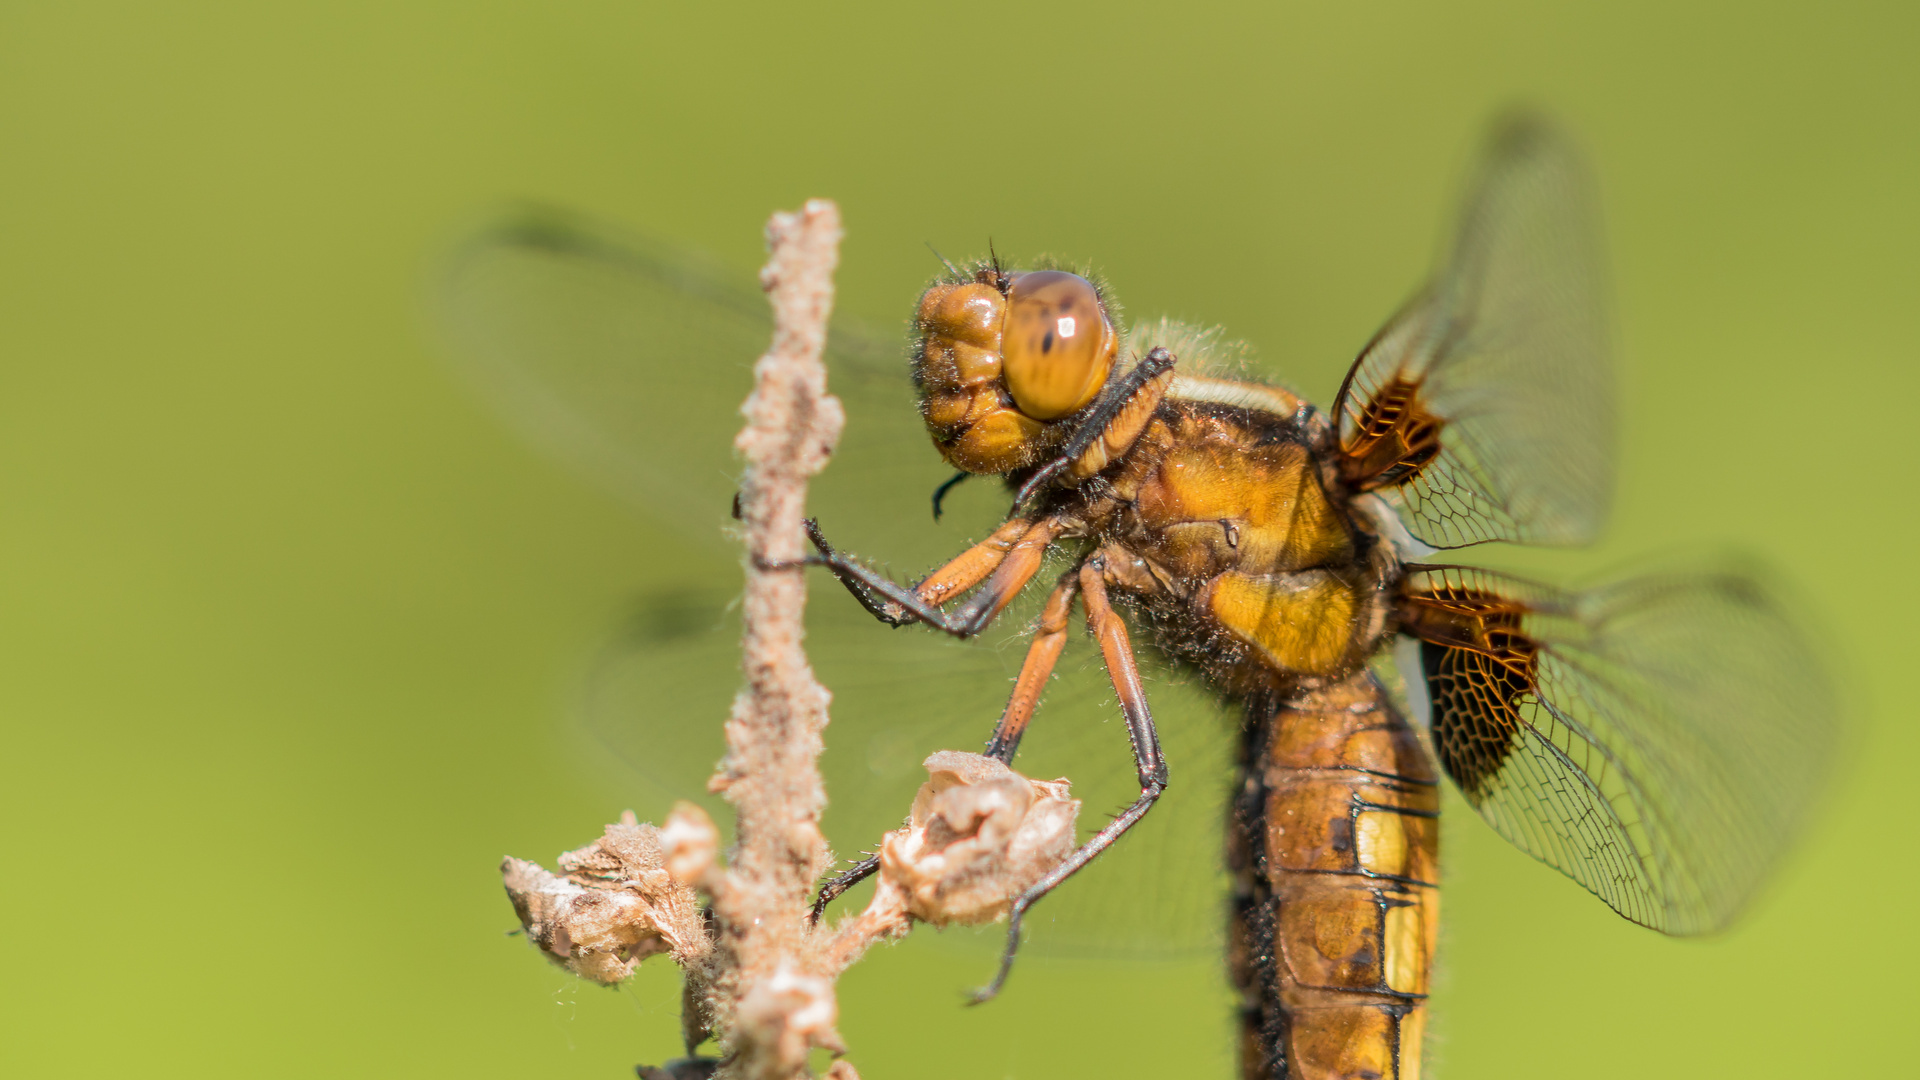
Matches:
[435,205,969,560]
[581,580,1238,959]
[1401,565,1838,934]
[1334,116,1611,549]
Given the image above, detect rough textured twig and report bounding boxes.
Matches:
[703,199,849,1079]
[500,201,1082,1080]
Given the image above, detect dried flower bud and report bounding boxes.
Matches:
[660,801,720,886]
[502,819,709,985]
[877,751,1079,926]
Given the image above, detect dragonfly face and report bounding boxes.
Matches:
[914,267,1118,472]
[441,115,1840,1080]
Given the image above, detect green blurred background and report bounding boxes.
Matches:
[3,2,1915,1076]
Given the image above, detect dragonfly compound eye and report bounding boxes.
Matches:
[1000,271,1116,420]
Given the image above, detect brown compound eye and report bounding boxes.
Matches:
[1000,270,1116,420]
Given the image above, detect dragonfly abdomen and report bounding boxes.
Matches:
[1231,672,1439,1080]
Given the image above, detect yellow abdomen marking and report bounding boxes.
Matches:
[1237,674,1438,1080]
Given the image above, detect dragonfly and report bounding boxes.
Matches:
[440,117,1839,1080]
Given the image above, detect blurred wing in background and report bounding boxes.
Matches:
[435,208,1236,958]
[1400,564,1839,934]
[437,206,944,553]
[1335,116,1612,549]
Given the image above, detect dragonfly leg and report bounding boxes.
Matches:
[972,555,1168,1004]
[809,854,882,923]
[811,564,1080,922]
[792,517,1059,639]
[983,569,1082,763]
[795,517,926,626]
[1012,347,1176,511]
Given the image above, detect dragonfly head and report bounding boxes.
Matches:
[912,267,1117,474]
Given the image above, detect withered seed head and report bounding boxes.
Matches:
[877,751,1079,926]
[501,818,709,985]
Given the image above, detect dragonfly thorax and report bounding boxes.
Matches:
[1066,401,1402,695]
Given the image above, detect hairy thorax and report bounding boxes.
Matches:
[1064,399,1400,698]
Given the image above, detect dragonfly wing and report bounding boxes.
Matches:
[435,206,952,553]
[1334,116,1611,549]
[1400,565,1839,934]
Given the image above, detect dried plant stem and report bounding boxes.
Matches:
[502,200,1076,1080]
[705,200,849,1080]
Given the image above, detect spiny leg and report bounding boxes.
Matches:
[983,569,1081,763]
[798,517,1010,625]
[810,855,882,923]
[812,568,1083,922]
[916,519,1045,608]
[804,520,1061,918]
[1012,346,1176,512]
[797,517,1058,639]
[973,555,1168,1003]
